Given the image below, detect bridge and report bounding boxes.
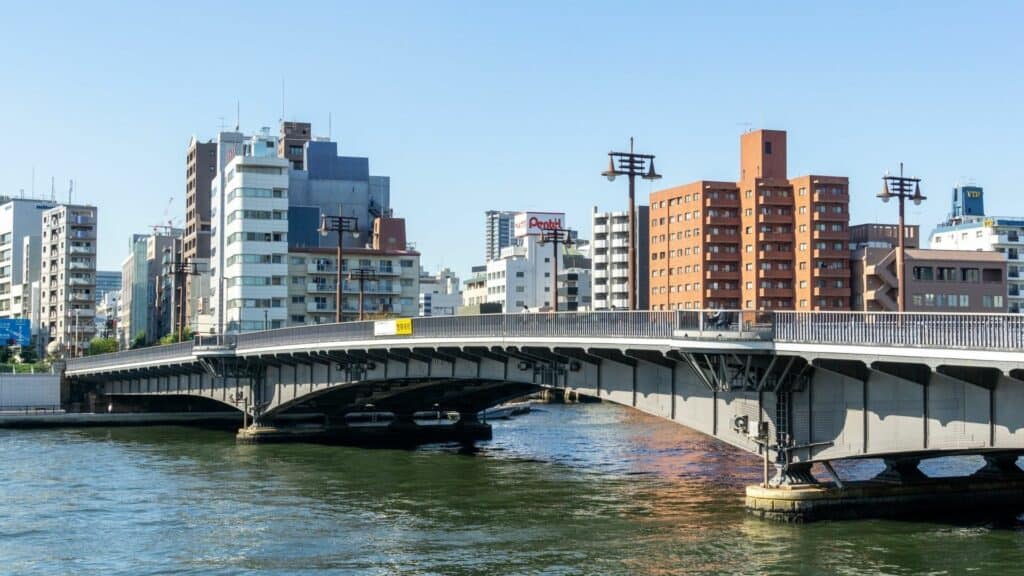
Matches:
[65,310,1024,491]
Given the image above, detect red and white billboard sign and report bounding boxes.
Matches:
[514,211,565,238]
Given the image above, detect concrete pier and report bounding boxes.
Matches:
[236,421,493,446]
[746,476,1024,522]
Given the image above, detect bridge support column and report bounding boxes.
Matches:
[873,457,928,483]
[973,454,1024,479]
[770,462,817,487]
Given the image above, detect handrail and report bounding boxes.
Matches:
[64,310,1024,373]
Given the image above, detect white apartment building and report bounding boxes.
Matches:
[419,268,460,316]
[0,197,58,317]
[39,204,97,356]
[215,150,290,332]
[483,212,568,312]
[591,207,629,310]
[930,215,1024,313]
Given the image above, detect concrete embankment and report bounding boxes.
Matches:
[0,411,242,429]
[746,477,1024,522]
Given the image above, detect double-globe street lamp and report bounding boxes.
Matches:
[318,207,360,323]
[539,227,574,312]
[877,162,926,312]
[601,137,661,310]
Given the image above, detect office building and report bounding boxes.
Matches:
[0,196,59,316]
[485,210,517,262]
[95,270,121,304]
[39,204,97,356]
[648,129,850,311]
[484,211,575,312]
[591,206,650,310]
[851,223,1006,311]
[286,216,420,324]
[119,230,182,346]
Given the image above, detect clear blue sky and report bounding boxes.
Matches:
[1,2,1022,278]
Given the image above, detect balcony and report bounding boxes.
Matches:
[611,254,628,263]
[757,212,791,224]
[705,215,740,226]
[69,277,94,286]
[813,210,847,222]
[705,287,740,299]
[307,301,335,313]
[758,249,794,260]
[593,268,608,279]
[705,232,740,243]
[814,286,851,297]
[69,261,92,270]
[70,216,96,226]
[307,262,338,274]
[593,239,608,249]
[758,287,793,299]
[759,192,792,206]
[760,268,793,279]
[705,251,740,262]
[704,195,739,208]
[813,248,848,259]
[611,223,629,234]
[813,267,849,278]
[68,291,93,302]
[758,231,792,243]
[593,224,608,235]
[69,245,95,255]
[705,269,740,281]
[813,190,850,203]
[813,229,848,241]
[307,282,337,293]
[996,234,1021,244]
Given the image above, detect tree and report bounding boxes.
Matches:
[87,337,118,356]
[158,327,194,345]
[130,332,148,349]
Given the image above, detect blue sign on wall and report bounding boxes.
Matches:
[0,319,31,346]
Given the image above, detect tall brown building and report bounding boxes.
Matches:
[649,130,851,311]
[278,121,312,169]
[184,137,217,324]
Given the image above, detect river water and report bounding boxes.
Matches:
[2,403,1023,575]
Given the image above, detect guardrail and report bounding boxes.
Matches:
[66,310,1024,373]
[774,311,1024,352]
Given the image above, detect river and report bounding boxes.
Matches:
[1,403,1022,575]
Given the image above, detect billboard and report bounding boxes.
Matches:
[513,211,565,238]
[0,319,31,347]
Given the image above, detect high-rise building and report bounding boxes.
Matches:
[485,210,517,262]
[0,196,59,317]
[278,121,312,170]
[209,128,290,333]
[184,137,217,327]
[648,130,850,311]
[95,270,121,304]
[591,206,649,310]
[39,204,97,356]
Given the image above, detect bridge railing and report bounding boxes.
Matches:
[774,311,1024,352]
[65,341,194,372]
[409,311,681,339]
[237,320,376,351]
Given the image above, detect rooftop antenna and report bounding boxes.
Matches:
[737,121,752,133]
[50,176,55,202]
[328,112,332,140]
[235,100,240,132]
[217,115,227,132]
[67,179,73,204]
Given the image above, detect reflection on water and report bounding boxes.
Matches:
[1,403,1022,575]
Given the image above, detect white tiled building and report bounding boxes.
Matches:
[40,204,97,356]
[930,215,1024,313]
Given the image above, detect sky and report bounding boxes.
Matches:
[1,1,1022,279]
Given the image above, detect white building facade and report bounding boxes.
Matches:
[484,212,565,312]
[0,197,58,317]
[930,216,1024,313]
[591,207,629,310]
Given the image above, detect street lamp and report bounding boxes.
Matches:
[347,268,379,321]
[318,206,360,323]
[539,228,574,312]
[878,162,925,312]
[601,137,661,310]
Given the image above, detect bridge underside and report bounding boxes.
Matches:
[74,343,1024,484]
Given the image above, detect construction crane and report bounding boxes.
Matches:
[150,195,179,236]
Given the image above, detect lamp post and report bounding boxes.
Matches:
[877,162,926,312]
[539,228,574,312]
[601,137,661,310]
[318,207,359,323]
[348,268,379,321]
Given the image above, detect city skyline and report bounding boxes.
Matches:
[2,2,1023,280]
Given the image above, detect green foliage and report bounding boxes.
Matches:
[158,327,194,345]
[87,337,119,356]
[130,332,148,349]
